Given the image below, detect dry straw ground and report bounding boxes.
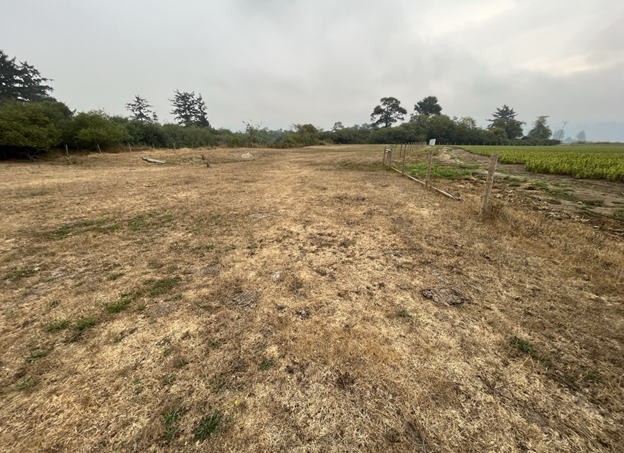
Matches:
[0,145,623,452]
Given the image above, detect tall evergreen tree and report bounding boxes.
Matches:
[0,50,54,102]
[170,90,210,128]
[527,116,552,139]
[125,95,158,123]
[487,105,524,139]
[488,105,517,120]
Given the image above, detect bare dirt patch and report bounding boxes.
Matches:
[0,145,623,452]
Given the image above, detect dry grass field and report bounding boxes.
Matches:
[1,145,623,452]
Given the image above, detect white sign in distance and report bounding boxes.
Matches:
[429,139,436,146]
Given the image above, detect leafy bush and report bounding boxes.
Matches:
[0,100,72,158]
[63,110,129,150]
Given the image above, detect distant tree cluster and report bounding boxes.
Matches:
[0,48,565,160]
[360,96,560,145]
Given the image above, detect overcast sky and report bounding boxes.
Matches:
[2,0,623,139]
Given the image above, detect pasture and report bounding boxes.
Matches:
[1,146,623,452]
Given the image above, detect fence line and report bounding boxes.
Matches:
[383,143,459,201]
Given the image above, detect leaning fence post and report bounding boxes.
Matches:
[97,144,102,154]
[481,153,499,217]
[65,144,69,157]
[425,147,433,189]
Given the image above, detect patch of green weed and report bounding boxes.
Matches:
[148,277,181,296]
[74,318,96,331]
[107,299,131,314]
[47,320,70,332]
[163,408,183,440]
[612,210,624,221]
[108,272,125,281]
[164,373,176,384]
[18,379,38,391]
[509,337,535,354]
[27,351,49,363]
[585,373,602,383]
[129,215,145,231]
[259,360,273,370]
[4,269,35,280]
[194,410,222,443]
[397,310,412,318]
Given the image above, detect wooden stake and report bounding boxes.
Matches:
[425,148,433,189]
[65,144,69,157]
[402,142,407,175]
[481,153,498,217]
[97,144,102,154]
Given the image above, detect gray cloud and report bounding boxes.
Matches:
[1,0,623,139]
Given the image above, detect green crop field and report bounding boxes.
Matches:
[462,145,624,181]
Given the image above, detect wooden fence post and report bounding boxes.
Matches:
[65,144,69,157]
[425,147,433,189]
[97,144,102,154]
[481,153,499,217]
[402,142,407,175]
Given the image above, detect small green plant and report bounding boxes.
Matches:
[194,410,222,443]
[509,337,535,354]
[47,320,70,332]
[149,277,181,296]
[259,360,274,370]
[397,310,412,318]
[585,373,602,383]
[207,338,222,350]
[106,224,120,231]
[4,269,35,280]
[564,375,577,385]
[175,358,189,368]
[172,293,183,301]
[163,408,183,440]
[164,349,172,357]
[49,300,60,308]
[612,210,624,221]
[107,299,131,314]
[108,272,125,281]
[74,318,96,331]
[26,351,49,363]
[164,373,176,385]
[136,305,146,311]
[204,244,214,250]
[129,215,145,231]
[18,379,38,391]
[226,244,236,251]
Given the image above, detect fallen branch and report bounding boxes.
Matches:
[142,157,165,164]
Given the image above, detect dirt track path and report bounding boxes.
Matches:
[1,147,623,452]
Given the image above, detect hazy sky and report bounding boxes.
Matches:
[2,0,623,139]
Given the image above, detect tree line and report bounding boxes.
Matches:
[1,49,561,159]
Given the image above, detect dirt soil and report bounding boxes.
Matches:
[1,145,623,452]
